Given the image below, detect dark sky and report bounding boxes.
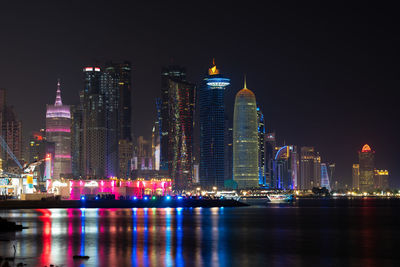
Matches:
[0,1,399,186]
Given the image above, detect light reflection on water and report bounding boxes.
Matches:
[1,205,399,266]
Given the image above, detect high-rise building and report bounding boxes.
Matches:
[71,105,84,178]
[167,79,195,190]
[118,139,133,178]
[224,117,233,182]
[104,61,132,141]
[272,145,299,189]
[199,61,230,189]
[45,81,71,179]
[0,88,22,171]
[264,132,276,187]
[299,147,321,189]
[374,169,389,190]
[358,144,374,192]
[82,67,106,178]
[152,98,162,171]
[320,163,331,190]
[257,107,266,185]
[160,66,187,171]
[233,79,259,189]
[352,164,360,190]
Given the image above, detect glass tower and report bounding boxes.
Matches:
[199,61,230,189]
[359,144,375,192]
[233,79,259,189]
[46,80,71,179]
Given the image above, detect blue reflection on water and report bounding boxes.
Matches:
[80,208,85,257]
[165,208,172,267]
[143,208,149,266]
[176,208,184,267]
[131,208,137,266]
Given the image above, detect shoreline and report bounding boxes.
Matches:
[0,199,248,209]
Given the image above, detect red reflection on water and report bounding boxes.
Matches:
[35,209,51,266]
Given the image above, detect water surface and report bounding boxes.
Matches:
[0,202,399,266]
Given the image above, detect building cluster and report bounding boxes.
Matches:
[0,61,391,195]
[352,144,389,192]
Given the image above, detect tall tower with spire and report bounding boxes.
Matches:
[233,77,259,189]
[199,60,230,189]
[46,80,71,179]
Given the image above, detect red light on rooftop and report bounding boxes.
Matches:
[361,144,371,152]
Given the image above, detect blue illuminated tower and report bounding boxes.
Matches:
[199,60,230,189]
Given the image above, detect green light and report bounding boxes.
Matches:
[152,196,156,200]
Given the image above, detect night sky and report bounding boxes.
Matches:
[0,1,398,186]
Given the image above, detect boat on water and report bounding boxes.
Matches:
[267,194,294,203]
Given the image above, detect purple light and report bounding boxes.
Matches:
[55,154,71,159]
[46,128,71,133]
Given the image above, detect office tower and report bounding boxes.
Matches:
[152,98,162,171]
[328,163,336,190]
[45,81,71,179]
[352,164,360,190]
[100,69,119,177]
[300,147,321,189]
[160,66,187,171]
[272,145,299,189]
[118,139,133,178]
[0,89,22,171]
[358,144,374,192]
[104,61,132,141]
[167,79,195,190]
[257,107,266,185]
[71,105,84,177]
[233,79,259,189]
[264,132,276,187]
[224,117,233,182]
[27,130,46,163]
[199,61,230,189]
[82,66,106,178]
[320,163,331,190]
[374,169,389,190]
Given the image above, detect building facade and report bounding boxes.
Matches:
[374,169,389,190]
[160,66,187,171]
[299,147,321,190]
[167,79,195,190]
[199,61,230,189]
[352,164,360,190]
[0,88,22,171]
[257,107,266,185]
[233,80,259,189]
[45,81,71,179]
[358,144,374,192]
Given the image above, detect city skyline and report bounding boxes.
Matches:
[0,1,398,186]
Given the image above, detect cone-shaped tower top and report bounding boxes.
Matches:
[208,58,220,75]
[361,144,372,152]
[54,79,63,106]
[236,75,255,98]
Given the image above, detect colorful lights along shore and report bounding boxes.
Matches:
[45,80,71,179]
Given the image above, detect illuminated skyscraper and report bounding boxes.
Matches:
[233,79,259,189]
[167,79,195,190]
[199,61,230,189]
[160,66,187,171]
[352,164,360,190]
[272,145,299,189]
[46,80,71,179]
[320,163,331,190]
[82,67,106,178]
[374,169,389,190]
[257,107,266,185]
[359,144,374,192]
[299,147,321,189]
[0,88,22,171]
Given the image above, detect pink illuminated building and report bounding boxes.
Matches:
[46,80,71,179]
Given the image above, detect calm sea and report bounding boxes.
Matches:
[1,199,399,266]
